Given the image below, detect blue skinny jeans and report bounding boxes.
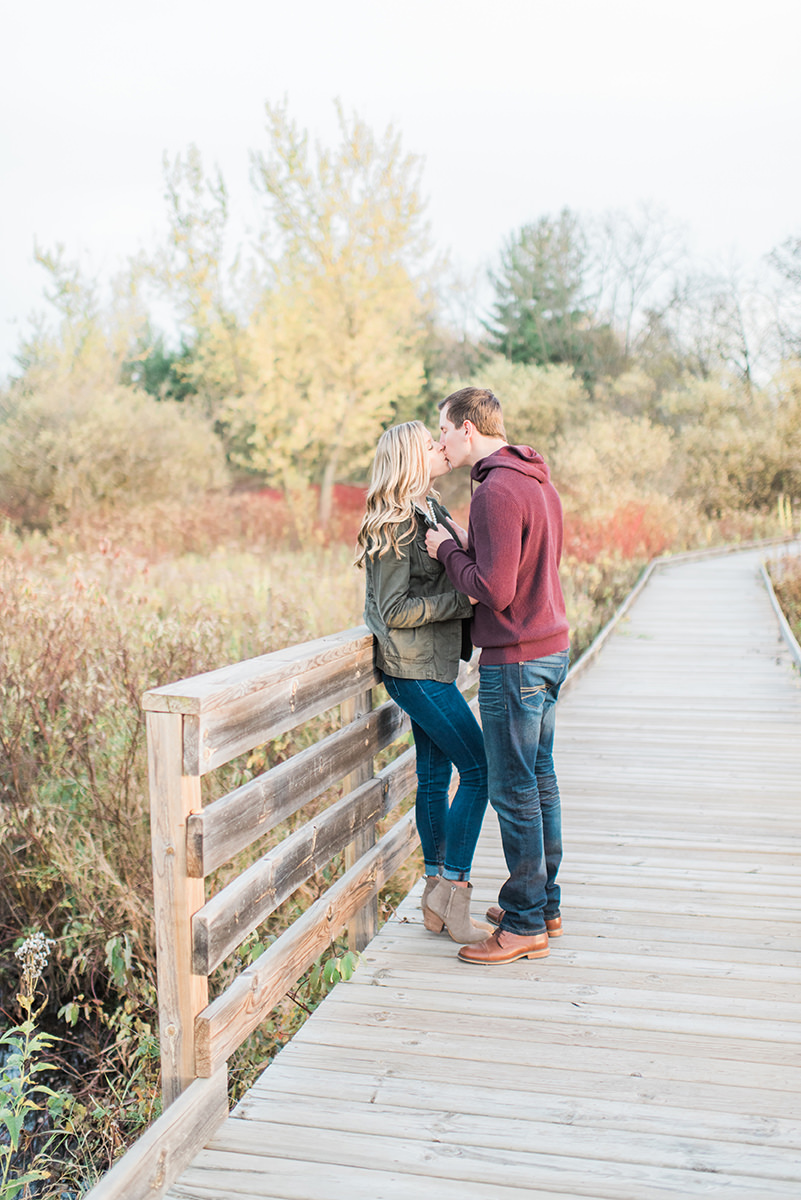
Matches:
[382,674,488,880]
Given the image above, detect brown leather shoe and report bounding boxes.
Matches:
[458,927,549,964]
[486,905,562,937]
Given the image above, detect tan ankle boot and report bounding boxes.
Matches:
[421,876,444,932]
[426,879,492,943]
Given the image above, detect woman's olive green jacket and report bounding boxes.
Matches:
[363,497,473,684]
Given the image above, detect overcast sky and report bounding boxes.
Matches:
[2,0,799,379]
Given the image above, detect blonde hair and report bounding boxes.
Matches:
[355,421,435,568]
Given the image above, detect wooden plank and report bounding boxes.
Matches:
[379,746,417,815]
[192,778,384,975]
[184,644,379,775]
[186,698,409,876]
[191,743,418,974]
[307,998,801,1066]
[147,712,208,1107]
[172,1124,801,1199]
[143,626,375,715]
[365,932,801,982]
[294,1014,801,1087]
[84,1070,227,1200]
[244,1068,801,1150]
[342,689,378,953]
[194,812,419,1076]
[167,1158,591,1200]
[328,974,801,1033]
[268,1038,800,1120]
[343,952,801,1004]
[216,1095,801,1182]
[158,541,801,1198]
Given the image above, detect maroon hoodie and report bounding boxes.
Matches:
[437,445,569,665]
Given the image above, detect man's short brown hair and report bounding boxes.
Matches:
[438,387,506,439]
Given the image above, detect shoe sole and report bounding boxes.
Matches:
[458,945,550,964]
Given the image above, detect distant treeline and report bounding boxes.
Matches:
[1,99,800,534]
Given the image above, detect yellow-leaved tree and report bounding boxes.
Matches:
[224,101,432,525]
[457,356,590,459]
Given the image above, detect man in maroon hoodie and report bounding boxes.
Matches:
[425,386,570,964]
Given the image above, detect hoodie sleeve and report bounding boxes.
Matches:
[437,480,522,611]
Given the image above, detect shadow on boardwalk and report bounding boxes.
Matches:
[168,545,801,1200]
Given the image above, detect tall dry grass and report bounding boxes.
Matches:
[0,495,368,1191]
[769,553,801,644]
[3,485,787,1192]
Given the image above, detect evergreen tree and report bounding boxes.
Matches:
[484,209,607,382]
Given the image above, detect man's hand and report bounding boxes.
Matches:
[425,524,454,559]
[449,520,469,549]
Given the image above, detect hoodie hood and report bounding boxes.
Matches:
[471,444,550,487]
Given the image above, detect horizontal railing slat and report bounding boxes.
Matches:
[192,778,384,975]
[191,743,419,975]
[193,811,419,1077]
[379,746,417,816]
[82,1069,227,1200]
[187,699,409,877]
[142,627,373,715]
[184,646,379,775]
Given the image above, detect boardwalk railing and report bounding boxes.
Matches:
[87,626,476,1199]
[84,534,798,1200]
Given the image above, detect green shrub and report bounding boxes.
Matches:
[0,369,228,530]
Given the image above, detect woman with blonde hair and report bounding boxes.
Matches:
[356,421,490,943]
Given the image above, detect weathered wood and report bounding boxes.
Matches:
[342,689,377,952]
[143,626,375,715]
[191,742,419,975]
[194,812,419,1076]
[243,1073,801,1151]
[192,778,384,975]
[298,1003,801,1080]
[325,967,801,1023]
[186,699,409,877]
[184,645,380,775]
[147,712,208,1107]
[83,1069,227,1200]
[309,997,801,1065]
[253,1037,800,1121]
[379,745,417,816]
[168,1162,586,1200]
[205,1102,801,1188]
[166,541,801,1199]
[172,1126,801,1200]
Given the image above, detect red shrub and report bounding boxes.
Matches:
[564,504,673,563]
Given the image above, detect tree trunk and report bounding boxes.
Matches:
[318,449,341,528]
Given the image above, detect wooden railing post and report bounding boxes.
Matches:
[341,689,378,951]
[147,711,218,1107]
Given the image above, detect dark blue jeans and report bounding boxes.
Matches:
[478,651,570,935]
[382,674,488,880]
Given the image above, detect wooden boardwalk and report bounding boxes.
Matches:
[167,545,801,1200]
